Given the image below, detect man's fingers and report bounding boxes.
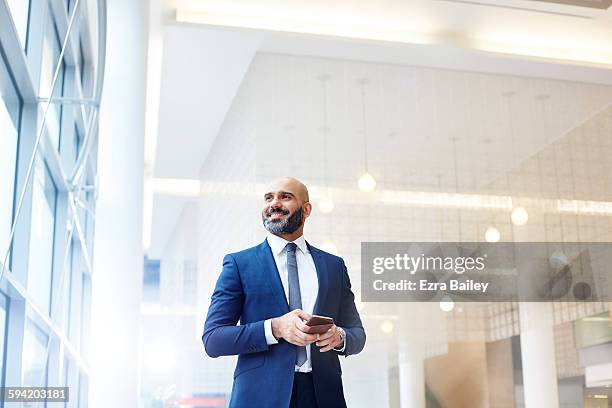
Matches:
[294,329,317,342]
[290,337,308,346]
[289,334,314,347]
[316,338,332,347]
[295,320,312,333]
[294,309,312,321]
[290,322,317,342]
[317,330,335,341]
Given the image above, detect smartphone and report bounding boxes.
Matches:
[303,315,334,334]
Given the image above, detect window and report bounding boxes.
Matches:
[80,274,91,358]
[0,2,102,405]
[0,57,20,270]
[61,242,74,330]
[62,357,71,408]
[27,157,57,316]
[5,0,30,50]
[78,373,88,406]
[39,17,65,150]
[22,320,49,388]
[0,292,8,388]
[68,247,82,344]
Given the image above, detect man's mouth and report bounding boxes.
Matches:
[267,211,288,220]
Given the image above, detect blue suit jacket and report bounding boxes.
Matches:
[203,239,366,408]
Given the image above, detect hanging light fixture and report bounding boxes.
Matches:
[380,320,394,334]
[358,173,376,192]
[502,90,529,230]
[317,74,334,213]
[511,207,529,226]
[439,295,455,312]
[485,226,501,242]
[357,78,376,192]
[481,137,501,242]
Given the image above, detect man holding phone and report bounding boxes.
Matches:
[203,177,366,408]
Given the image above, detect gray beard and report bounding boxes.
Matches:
[262,206,304,235]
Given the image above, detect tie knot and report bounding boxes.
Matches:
[286,242,297,253]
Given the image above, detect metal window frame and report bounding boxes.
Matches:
[0,0,106,404]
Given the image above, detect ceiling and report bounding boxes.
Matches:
[146,0,612,257]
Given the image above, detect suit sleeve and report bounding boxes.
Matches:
[202,254,269,357]
[336,259,366,356]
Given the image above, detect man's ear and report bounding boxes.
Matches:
[302,201,312,219]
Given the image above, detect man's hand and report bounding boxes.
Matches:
[271,309,318,346]
[316,325,343,352]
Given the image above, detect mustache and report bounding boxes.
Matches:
[266,207,290,216]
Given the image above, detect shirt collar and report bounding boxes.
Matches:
[267,233,308,255]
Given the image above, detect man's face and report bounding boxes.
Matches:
[261,180,310,235]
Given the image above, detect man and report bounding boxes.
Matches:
[203,177,366,408]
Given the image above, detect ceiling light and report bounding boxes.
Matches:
[511,207,529,226]
[381,320,394,334]
[357,78,376,193]
[485,226,500,242]
[439,296,454,312]
[358,173,376,192]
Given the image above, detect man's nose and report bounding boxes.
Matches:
[270,196,282,207]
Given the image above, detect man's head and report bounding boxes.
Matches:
[261,177,312,238]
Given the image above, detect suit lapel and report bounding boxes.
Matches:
[308,242,328,316]
[256,240,290,313]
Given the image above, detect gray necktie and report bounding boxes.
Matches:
[286,242,307,367]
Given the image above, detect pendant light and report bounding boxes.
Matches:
[357,78,376,192]
[503,90,529,228]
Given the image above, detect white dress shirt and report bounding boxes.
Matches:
[264,234,319,372]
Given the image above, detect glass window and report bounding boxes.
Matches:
[22,320,49,388]
[60,242,74,331]
[6,0,30,50]
[27,157,57,316]
[78,373,88,407]
[143,257,160,303]
[73,126,81,164]
[68,251,81,344]
[0,60,21,270]
[40,18,65,150]
[0,291,8,388]
[80,41,86,85]
[63,357,71,408]
[60,123,79,170]
[80,274,91,358]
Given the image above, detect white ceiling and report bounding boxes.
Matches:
[172,0,612,64]
[147,0,612,257]
[154,25,262,179]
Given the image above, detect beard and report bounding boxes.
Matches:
[262,206,304,235]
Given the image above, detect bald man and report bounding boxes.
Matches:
[203,177,366,408]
